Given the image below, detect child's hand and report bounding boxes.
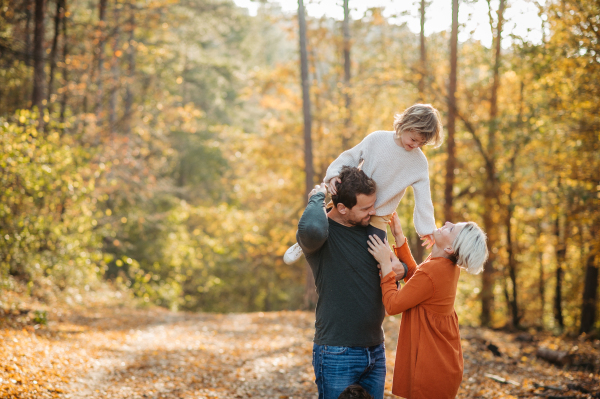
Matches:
[420,234,435,249]
[327,177,342,195]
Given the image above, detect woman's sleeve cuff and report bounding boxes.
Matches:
[392,237,408,257]
[380,271,396,285]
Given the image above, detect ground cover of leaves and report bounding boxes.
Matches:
[1,304,599,398]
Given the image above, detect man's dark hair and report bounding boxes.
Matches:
[338,384,373,399]
[331,166,376,209]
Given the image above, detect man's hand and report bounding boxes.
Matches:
[420,234,435,249]
[388,211,406,245]
[376,250,406,281]
[308,183,328,202]
[391,258,407,281]
[327,177,341,195]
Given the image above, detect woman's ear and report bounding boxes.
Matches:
[444,246,455,255]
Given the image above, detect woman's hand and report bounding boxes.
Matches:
[327,177,341,195]
[368,235,393,277]
[388,211,405,245]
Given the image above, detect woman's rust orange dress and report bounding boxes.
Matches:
[381,238,463,399]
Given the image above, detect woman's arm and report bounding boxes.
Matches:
[367,231,434,315]
[380,270,434,315]
[389,212,418,282]
[393,240,419,282]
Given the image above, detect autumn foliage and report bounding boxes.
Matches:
[0,0,598,339]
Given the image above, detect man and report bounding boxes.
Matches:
[297,166,386,399]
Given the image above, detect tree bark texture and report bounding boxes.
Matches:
[411,233,424,265]
[25,0,32,65]
[109,5,120,131]
[342,0,351,149]
[32,0,46,112]
[298,0,316,310]
[418,0,426,101]
[538,240,545,325]
[505,166,519,327]
[444,0,458,223]
[554,212,566,329]
[47,0,64,104]
[579,251,597,334]
[124,3,136,133]
[480,0,505,327]
[298,0,314,202]
[60,0,68,125]
[95,0,108,120]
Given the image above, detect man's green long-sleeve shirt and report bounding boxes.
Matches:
[297,192,385,347]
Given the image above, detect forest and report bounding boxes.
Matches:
[0,0,598,336]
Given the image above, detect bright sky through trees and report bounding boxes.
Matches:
[233,0,546,47]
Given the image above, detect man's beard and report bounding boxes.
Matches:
[348,216,370,227]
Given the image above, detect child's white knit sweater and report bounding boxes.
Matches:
[324,130,437,237]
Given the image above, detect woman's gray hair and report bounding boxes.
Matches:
[451,222,488,275]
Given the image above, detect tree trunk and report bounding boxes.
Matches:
[109,5,120,131]
[95,0,108,122]
[538,238,545,325]
[298,0,316,310]
[504,82,526,328]
[505,162,519,327]
[59,0,68,125]
[31,0,46,113]
[418,0,426,101]
[553,205,566,330]
[444,0,458,223]
[124,3,135,133]
[47,0,64,105]
[411,233,424,265]
[342,0,351,149]
[25,0,32,65]
[553,259,564,330]
[480,0,505,327]
[580,250,598,334]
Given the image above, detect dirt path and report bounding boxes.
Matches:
[1,306,599,398]
[64,310,319,399]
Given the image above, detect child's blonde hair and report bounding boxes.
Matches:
[393,104,444,148]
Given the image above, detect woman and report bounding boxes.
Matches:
[367,212,488,399]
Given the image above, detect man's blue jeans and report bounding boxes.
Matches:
[312,343,386,399]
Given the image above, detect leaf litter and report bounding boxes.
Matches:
[1,304,599,398]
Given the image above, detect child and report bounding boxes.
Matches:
[284,103,442,264]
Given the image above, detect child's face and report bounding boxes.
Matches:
[399,130,426,151]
